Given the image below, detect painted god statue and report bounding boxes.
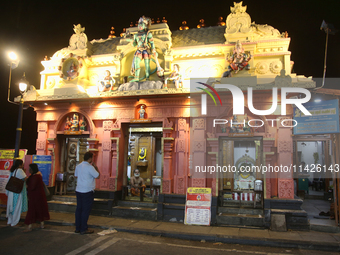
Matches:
[65,117,72,131]
[127,16,163,81]
[164,64,183,89]
[222,40,252,77]
[138,147,147,161]
[71,113,79,131]
[80,116,87,131]
[98,70,116,92]
[138,105,146,119]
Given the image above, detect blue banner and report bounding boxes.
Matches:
[293,99,339,135]
[32,155,52,186]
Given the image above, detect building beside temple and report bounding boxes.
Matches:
[23,2,318,229]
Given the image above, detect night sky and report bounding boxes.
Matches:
[0,0,339,155]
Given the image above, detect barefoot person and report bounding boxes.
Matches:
[130,169,146,197]
[24,164,50,231]
[74,152,100,234]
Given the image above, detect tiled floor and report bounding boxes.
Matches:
[301,192,337,227]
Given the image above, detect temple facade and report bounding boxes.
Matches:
[23,2,316,227]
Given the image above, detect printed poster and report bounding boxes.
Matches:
[184,187,212,225]
[0,149,27,207]
[32,155,52,186]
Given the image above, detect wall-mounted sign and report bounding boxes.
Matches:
[184,187,212,225]
[32,155,52,186]
[0,149,27,207]
[294,99,339,135]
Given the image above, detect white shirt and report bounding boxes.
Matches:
[75,161,99,193]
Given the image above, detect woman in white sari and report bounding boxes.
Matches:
[6,159,28,226]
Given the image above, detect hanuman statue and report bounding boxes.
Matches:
[127,16,163,82]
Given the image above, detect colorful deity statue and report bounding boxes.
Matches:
[127,16,163,81]
[71,113,79,131]
[65,117,72,131]
[138,147,147,161]
[138,105,146,119]
[98,70,116,92]
[80,116,87,131]
[164,64,183,89]
[222,40,252,77]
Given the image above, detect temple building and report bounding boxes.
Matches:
[22,2,319,229]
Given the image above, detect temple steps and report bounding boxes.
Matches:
[47,195,114,216]
[218,207,263,215]
[110,200,157,221]
[216,212,265,228]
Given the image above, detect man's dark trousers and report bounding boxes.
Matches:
[75,191,94,232]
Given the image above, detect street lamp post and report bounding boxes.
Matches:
[7,52,28,160]
[14,74,28,159]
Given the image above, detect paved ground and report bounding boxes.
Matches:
[0,222,339,255]
[1,210,339,252]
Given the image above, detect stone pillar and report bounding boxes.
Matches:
[162,137,174,194]
[174,118,188,195]
[190,118,206,188]
[207,138,218,196]
[277,117,294,199]
[99,121,113,190]
[108,126,123,192]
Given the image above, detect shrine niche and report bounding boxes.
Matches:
[130,104,151,123]
[220,138,262,192]
[61,113,89,135]
[130,136,156,186]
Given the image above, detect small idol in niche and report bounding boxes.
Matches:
[138,105,146,119]
[65,117,72,131]
[71,113,79,131]
[80,116,87,131]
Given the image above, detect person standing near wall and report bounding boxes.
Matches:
[6,159,28,226]
[74,152,99,234]
[24,163,50,232]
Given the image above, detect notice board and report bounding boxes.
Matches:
[184,187,212,225]
[32,155,52,186]
[0,149,27,207]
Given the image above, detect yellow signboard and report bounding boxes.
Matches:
[187,187,211,194]
[0,149,26,160]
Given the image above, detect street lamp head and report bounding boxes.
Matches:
[8,52,19,69]
[8,52,17,61]
[19,73,29,93]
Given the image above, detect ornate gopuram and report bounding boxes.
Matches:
[23,2,315,229]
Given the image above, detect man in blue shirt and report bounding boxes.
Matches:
[74,152,100,234]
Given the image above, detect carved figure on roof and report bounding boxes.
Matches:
[126,16,163,82]
[164,64,183,89]
[222,40,252,77]
[98,70,116,92]
[226,2,252,34]
[69,24,88,50]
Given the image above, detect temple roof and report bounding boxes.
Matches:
[90,37,121,55]
[89,26,226,55]
[171,26,225,47]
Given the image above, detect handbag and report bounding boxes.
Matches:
[43,182,50,197]
[5,169,24,194]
